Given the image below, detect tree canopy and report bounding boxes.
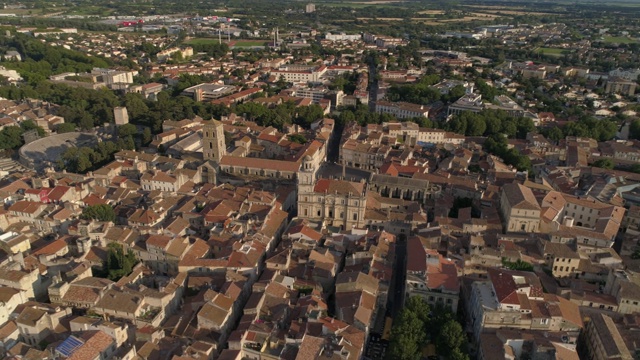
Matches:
[80,204,116,222]
[386,297,469,360]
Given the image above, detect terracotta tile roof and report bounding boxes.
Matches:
[313,178,365,196]
[83,194,107,206]
[502,183,540,210]
[129,208,160,225]
[294,335,324,360]
[219,155,300,173]
[426,255,459,293]
[47,185,71,201]
[0,320,17,340]
[32,238,68,256]
[198,294,233,327]
[68,331,114,360]
[406,236,427,273]
[9,200,44,214]
[16,306,46,326]
[95,289,143,315]
[62,286,102,304]
[146,234,172,250]
[0,287,20,302]
[286,223,323,242]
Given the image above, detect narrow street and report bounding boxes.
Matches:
[365,235,407,359]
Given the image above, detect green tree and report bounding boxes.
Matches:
[0,126,25,150]
[436,320,466,355]
[124,93,149,120]
[466,116,486,136]
[142,127,152,146]
[20,120,46,137]
[546,126,564,142]
[405,295,431,325]
[81,204,116,222]
[593,158,614,169]
[118,123,137,138]
[102,243,138,281]
[630,119,640,140]
[56,123,76,133]
[386,310,425,360]
[629,164,640,174]
[503,258,534,272]
[450,348,470,360]
[288,134,307,144]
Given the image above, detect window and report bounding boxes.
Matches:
[304,209,308,216]
[317,211,321,216]
[353,213,358,221]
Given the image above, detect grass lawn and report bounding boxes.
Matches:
[537,47,569,56]
[603,36,638,44]
[186,38,224,45]
[232,40,267,47]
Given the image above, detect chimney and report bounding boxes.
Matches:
[564,216,574,227]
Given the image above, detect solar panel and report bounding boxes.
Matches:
[56,335,84,357]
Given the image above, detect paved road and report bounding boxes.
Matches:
[368,57,379,112]
[364,235,407,360]
[388,235,408,319]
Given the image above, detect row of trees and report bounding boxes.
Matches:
[445,109,536,139]
[234,101,325,130]
[540,117,618,142]
[336,104,434,128]
[386,297,468,360]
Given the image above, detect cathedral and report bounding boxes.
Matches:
[297,156,368,230]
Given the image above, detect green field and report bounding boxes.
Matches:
[187,38,267,47]
[232,40,267,47]
[603,36,638,44]
[537,47,569,56]
[186,38,224,45]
